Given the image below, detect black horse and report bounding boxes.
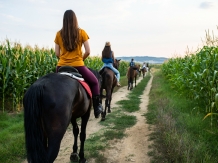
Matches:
[23,67,101,163]
[99,59,121,121]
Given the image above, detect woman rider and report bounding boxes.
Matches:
[54,9,103,118]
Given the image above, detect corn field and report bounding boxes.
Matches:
[0,40,129,112]
[162,41,218,124]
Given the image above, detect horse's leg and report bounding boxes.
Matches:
[135,76,137,87]
[100,93,107,121]
[102,86,111,120]
[108,88,114,113]
[107,89,112,113]
[102,95,108,121]
[99,87,103,104]
[70,119,80,162]
[79,109,90,163]
[130,77,133,90]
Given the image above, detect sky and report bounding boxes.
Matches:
[0,0,218,58]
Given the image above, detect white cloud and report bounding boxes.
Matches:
[199,2,214,9]
[1,14,24,22]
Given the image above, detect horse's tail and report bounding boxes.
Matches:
[23,84,48,163]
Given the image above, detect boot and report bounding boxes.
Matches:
[92,95,103,118]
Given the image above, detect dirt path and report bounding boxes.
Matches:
[55,73,153,163]
[102,75,153,163]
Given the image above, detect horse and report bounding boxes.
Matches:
[141,67,147,78]
[23,66,101,163]
[138,66,142,77]
[99,59,121,121]
[127,65,139,90]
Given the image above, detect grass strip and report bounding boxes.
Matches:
[0,112,25,163]
[146,68,218,163]
[117,75,151,112]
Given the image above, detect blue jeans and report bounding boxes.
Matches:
[100,63,120,82]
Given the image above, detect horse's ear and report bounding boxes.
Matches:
[118,59,121,61]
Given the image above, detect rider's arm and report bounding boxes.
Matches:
[55,43,60,59]
[83,40,90,61]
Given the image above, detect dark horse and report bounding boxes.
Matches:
[127,65,139,90]
[23,67,100,163]
[99,59,121,121]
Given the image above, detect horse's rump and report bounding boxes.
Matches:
[127,66,138,90]
[100,67,117,88]
[127,67,135,79]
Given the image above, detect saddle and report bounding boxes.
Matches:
[58,66,83,78]
[58,66,92,97]
[99,67,116,76]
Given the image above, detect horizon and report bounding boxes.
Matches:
[116,56,168,64]
[117,55,168,58]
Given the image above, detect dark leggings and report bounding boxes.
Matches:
[56,66,99,96]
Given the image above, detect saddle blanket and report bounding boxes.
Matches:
[59,72,92,98]
[78,80,92,98]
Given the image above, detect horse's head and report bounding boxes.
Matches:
[113,59,121,69]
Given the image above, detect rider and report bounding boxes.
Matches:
[146,62,149,72]
[127,58,136,76]
[129,58,135,67]
[100,42,121,87]
[142,62,146,70]
[54,9,103,118]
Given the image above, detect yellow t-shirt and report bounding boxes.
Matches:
[54,29,89,67]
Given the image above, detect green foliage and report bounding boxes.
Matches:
[118,61,129,76]
[0,40,58,112]
[0,40,130,112]
[162,45,218,125]
[0,112,25,163]
[146,69,218,163]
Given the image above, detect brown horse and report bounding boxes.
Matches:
[127,65,139,90]
[141,67,147,78]
[99,59,121,121]
[23,66,101,163]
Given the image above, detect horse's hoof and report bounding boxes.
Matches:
[101,117,105,121]
[79,158,87,163]
[108,110,111,113]
[70,153,79,162]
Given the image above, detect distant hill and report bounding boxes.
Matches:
[116,56,168,64]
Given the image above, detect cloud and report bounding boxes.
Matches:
[1,14,24,22]
[199,2,213,9]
